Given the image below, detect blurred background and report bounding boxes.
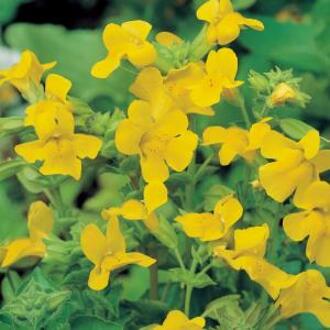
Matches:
[0,0,329,121]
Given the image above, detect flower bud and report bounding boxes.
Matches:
[269,82,296,107]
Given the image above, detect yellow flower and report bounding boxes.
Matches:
[203,120,270,165]
[80,217,156,291]
[0,49,56,99]
[196,0,264,45]
[153,310,205,330]
[283,181,330,267]
[203,126,249,165]
[155,32,183,48]
[91,20,156,78]
[165,64,214,116]
[214,224,296,299]
[1,201,53,268]
[115,100,198,211]
[176,195,243,241]
[102,199,159,232]
[270,82,296,107]
[259,129,330,202]
[129,67,175,119]
[130,66,213,116]
[188,48,243,107]
[276,269,330,327]
[15,92,102,180]
[24,73,73,128]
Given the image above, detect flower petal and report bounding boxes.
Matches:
[81,224,107,265]
[105,216,126,254]
[165,131,198,172]
[214,196,243,230]
[120,199,147,220]
[260,130,297,160]
[311,150,330,173]
[122,20,152,40]
[140,154,169,183]
[203,126,227,145]
[15,140,45,163]
[91,53,122,79]
[234,224,269,257]
[216,13,241,45]
[196,0,219,23]
[298,130,320,160]
[127,42,156,67]
[115,119,145,155]
[88,266,110,291]
[144,181,168,213]
[28,201,54,241]
[73,134,102,159]
[45,73,72,103]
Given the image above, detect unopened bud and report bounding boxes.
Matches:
[270,83,296,107]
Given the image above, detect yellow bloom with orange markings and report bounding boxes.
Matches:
[188,48,243,107]
[176,195,243,241]
[214,224,296,299]
[15,76,102,180]
[283,180,330,267]
[91,20,156,78]
[1,201,53,268]
[259,129,330,202]
[152,310,205,330]
[115,100,198,212]
[80,216,156,291]
[0,49,56,100]
[196,0,264,45]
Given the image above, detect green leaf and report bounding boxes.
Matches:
[279,118,315,140]
[120,266,150,302]
[0,159,26,182]
[168,268,215,288]
[0,183,25,241]
[204,184,234,211]
[239,17,328,73]
[0,116,24,135]
[0,0,26,24]
[5,23,135,104]
[203,295,247,329]
[233,0,257,10]
[71,316,123,330]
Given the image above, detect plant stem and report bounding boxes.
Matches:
[193,152,214,183]
[238,97,251,128]
[189,25,214,61]
[150,262,158,300]
[174,248,186,271]
[184,256,198,316]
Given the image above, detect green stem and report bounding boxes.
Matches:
[238,97,251,128]
[193,152,214,184]
[174,248,187,271]
[184,257,198,316]
[189,25,215,61]
[44,185,66,217]
[150,262,158,300]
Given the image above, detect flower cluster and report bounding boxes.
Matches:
[0,0,328,328]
